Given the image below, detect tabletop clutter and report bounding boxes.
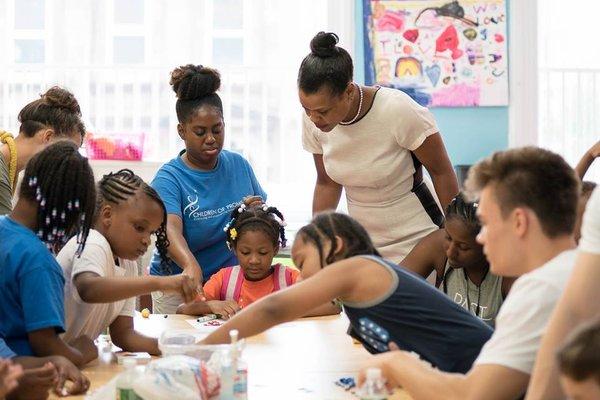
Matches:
[87,329,243,400]
[84,326,391,400]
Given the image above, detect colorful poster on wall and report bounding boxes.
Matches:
[362,0,508,107]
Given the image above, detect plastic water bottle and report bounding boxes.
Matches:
[220,355,235,400]
[232,330,247,400]
[220,330,241,400]
[234,360,248,400]
[359,368,388,400]
[116,358,143,400]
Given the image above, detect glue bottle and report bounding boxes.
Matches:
[220,330,239,400]
[229,329,248,399]
[359,368,388,400]
[116,358,143,400]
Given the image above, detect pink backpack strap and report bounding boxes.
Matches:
[272,264,292,291]
[221,266,244,301]
[284,268,294,286]
[219,267,232,300]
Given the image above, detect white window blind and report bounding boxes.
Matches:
[0,0,354,230]
[538,0,600,182]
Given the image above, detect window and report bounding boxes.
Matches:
[114,0,144,24]
[212,38,243,66]
[0,0,354,230]
[537,0,600,182]
[11,0,46,64]
[113,36,145,63]
[14,0,45,29]
[513,0,600,182]
[14,39,45,63]
[211,0,244,66]
[213,0,243,30]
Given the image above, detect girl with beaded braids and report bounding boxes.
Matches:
[401,193,514,326]
[201,211,492,375]
[300,32,458,263]
[0,141,98,367]
[0,86,86,216]
[150,64,267,314]
[177,204,341,319]
[57,169,197,355]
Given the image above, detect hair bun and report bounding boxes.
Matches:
[310,32,339,58]
[169,64,221,100]
[40,86,81,115]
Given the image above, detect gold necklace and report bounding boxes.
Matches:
[0,131,17,193]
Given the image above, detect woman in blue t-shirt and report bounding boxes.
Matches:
[150,65,266,314]
[201,212,493,374]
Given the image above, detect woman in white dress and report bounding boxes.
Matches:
[299,32,459,262]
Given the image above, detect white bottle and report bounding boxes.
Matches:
[230,329,247,400]
[116,358,142,400]
[220,330,239,400]
[359,368,388,400]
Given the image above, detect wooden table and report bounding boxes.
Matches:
[56,314,410,399]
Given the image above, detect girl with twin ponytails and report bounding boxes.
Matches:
[177,204,341,318]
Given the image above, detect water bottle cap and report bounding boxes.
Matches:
[366,368,382,381]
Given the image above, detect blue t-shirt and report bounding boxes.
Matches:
[0,338,15,359]
[0,217,65,356]
[150,150,267,281]
[343,255,493,374]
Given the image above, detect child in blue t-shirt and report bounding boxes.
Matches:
[150,64,267,314]
[0,141,97,367]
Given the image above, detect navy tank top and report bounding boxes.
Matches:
[343,255,493,373]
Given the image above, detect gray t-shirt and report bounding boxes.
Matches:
[0,154,13,215]
[442,261,503,327]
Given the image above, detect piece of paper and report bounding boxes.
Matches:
[186,318,226,333]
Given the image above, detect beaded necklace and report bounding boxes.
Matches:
[339,83,364,126]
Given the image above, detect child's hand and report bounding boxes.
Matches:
[207,300,240,320]
[0,359,22,398]
[357,351,402,391]
[163,274,198,304]
[181,265,205,301]
[70,336,97,365]
[48,356,90,396]
[11,362,57,400]
[193,286,206,302]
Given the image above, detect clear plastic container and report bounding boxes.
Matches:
[158,330,244,365]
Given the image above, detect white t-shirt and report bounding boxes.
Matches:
[57,229,137,343]
[474,249,577,374]
[302,87,440,261]
[580,187,600,254]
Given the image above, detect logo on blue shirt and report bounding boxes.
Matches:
[184,191,201,219]
[184,190,240,221]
